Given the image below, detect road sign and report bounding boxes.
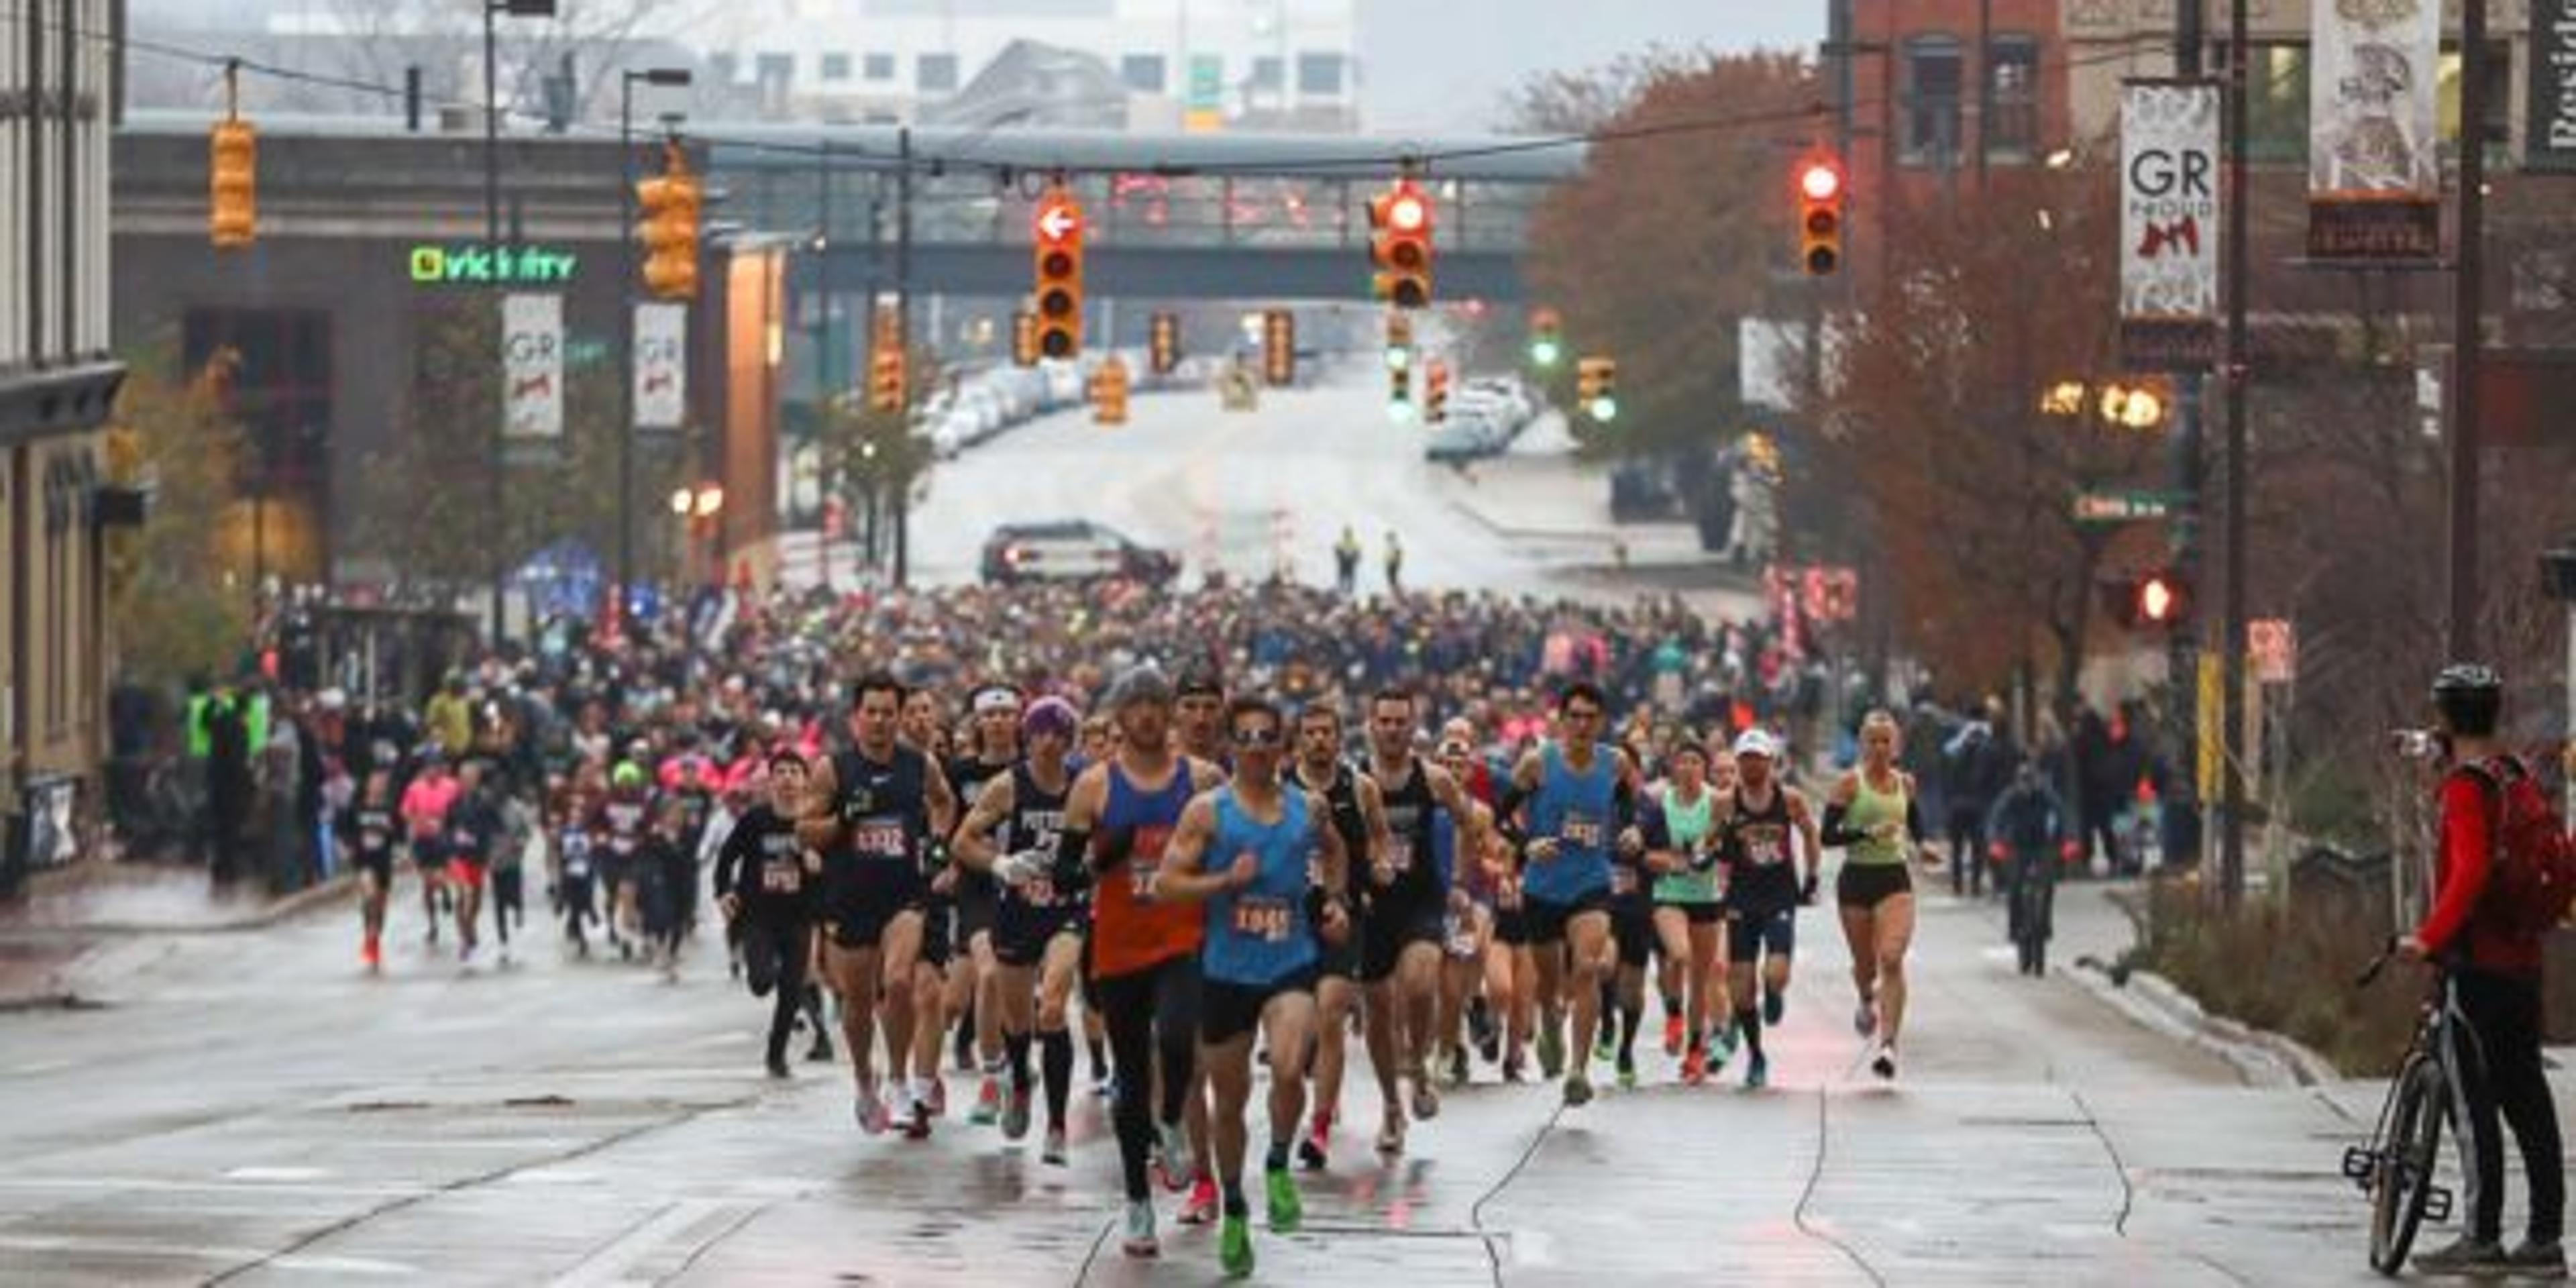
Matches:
[501,293,563,441]
[2249,619,2297,684]
[2072,488,2181,524]
[633,302,686,431]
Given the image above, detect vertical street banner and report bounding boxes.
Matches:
[2307,0,2441,259]
[634,302,688,431]
[500,293,564,441]
[2119,80,2221,370]
[2533,0,2576,172]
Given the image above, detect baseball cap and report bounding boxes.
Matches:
[1732,728,1777,759]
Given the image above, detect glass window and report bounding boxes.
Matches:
[864,52,896,81]
[755,52,794,89]
[1902,35,1964,167]
[2215,41,2308,163]
[821,53,852,82]
[1297,52,1344,97]
[2437,40,2514,152]
[1984,35,2039,162]
[1122,54,1166,93]
[918,53,959,93]
[1251,56,1283,93]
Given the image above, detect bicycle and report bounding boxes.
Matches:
[2342,940,2473,1275]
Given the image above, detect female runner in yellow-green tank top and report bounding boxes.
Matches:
[1822,710,1933,1081]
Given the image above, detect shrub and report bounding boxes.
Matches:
[2132,878,2422,1077]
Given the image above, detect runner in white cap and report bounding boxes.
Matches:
[1709,727,1820,1090]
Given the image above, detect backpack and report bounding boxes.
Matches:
[2459,757,2576,936]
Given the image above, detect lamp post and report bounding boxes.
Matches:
[482,0,556,646]
[671,483,724,586]
[619,66,693,629]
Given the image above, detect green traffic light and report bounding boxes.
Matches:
[1388,399,1415,424]
[1588,396,1618,423]
[1385,347,1411,373]
[1529,339,1562,368]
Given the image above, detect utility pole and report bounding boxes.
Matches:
[483,2,505,645]
[2221,0,2252,906]
[816,139,836,594]
[2449,0,2490,659]
[894,126,914,588]
[2171,0,2209,876]
[1975,0,1992,196]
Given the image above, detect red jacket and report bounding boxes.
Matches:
[2416,769,2544,978]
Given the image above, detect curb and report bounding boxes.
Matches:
[0,873,357,945]
[2069,959,2345,1087]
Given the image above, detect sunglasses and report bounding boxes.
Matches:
[1232,724,1285,747]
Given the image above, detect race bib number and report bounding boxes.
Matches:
[1229,896,1293,943]
[1742,825,1788,867]
[851,817,908,859]
[1385,836,1415,874]
[1443,912,1477,957]
[360,828,388,851]
[1561,815,1605,851]
[608,835,638,857]
[760,860,802,894]
[1124,826,1169,898]
[449,828,478,851]
[1611,865,1640,896]
[1020,874,1059,908]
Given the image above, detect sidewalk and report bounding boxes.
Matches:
[0,858,351,1006]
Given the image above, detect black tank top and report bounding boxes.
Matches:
[1719,784,1799,913]
[1375,757,1441,904]
[1003,762,1077,909]
[949,754,1013,898]
[831,745,931,875]
[1299,761,1368,896]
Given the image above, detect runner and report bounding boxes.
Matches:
[946,685,1020,1126]
[1602,761,1657,1090]
[442,761,500,961]
[1824,710,1929,1080]
[1174,667,1230,765]
[1152,695,1352,1279]
[398,747,461,948]
[340,768,401,971]
[1497,682,1636,1107]
[1288,700,1386,1167]
[1051,665,1226,1255]
[1645,741,1731,1085]
[954,695,1085,1164]
[715,749,822,1076]
[592,762,655,959]
[800,673,959,1139]
[1360,688,1474,1142]
[1711,727,1821,1090]
[1432,735,1499,1086]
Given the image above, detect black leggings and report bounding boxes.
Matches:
[743,920,812,1063]
[1094,953,1202,1201]
[2454,968,2567,1245]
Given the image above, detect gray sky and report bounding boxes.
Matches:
[1358,2,1825,133]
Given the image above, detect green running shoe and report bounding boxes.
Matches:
[1266,1167,1303,1232]
[1220,1212,1255,1278]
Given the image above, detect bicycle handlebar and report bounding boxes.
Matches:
[2355,936,2399,988]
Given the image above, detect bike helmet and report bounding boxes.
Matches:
[2432,662,2503,737]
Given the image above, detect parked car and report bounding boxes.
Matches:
[1424,413,1504,463]
[980,520,1181,586]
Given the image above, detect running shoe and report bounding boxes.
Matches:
[1854,1000,1877,1039]
[361,937,382,971]
[1594,1027,1615,1063]
[903,1097,934,1140]
[1041,1126,1069,1166]
[1219,1211,1254,1278]
[1122,1200,1159,1258]
[922,1077,948,1118]
[1536,1024,1564,1079]
[856,1085,891,1136]
[1662,1014,1685,1057]
[1448,1043,1470,1088]
[1411,1077,1441,1122]
[1762,988,1785,1028]
[1500,1053,1526,1084]
[969,1076,1002,1126]
[808,1031,835,1064]
[1681,1046,1709,1086]
[1265,1166,1303,1232]
[1179,1173,1220,1226]
[1871,1042,1897,1081]
[1745,1052,1769,1091]
[1615,1055,1638,1091]
[1298,1111,1330,1171]
[1562,1073,1595,1107]
[1000,1081,1030,1141]
[1376,1108,1405,1157]
[1470,1002,1499,1063]
[1155,1122,1194,1191]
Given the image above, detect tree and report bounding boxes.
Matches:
[815,345,943,583]
[1517,52,1818,464]
[105,350,252,689]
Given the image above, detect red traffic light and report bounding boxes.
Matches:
[1387,193,1428,233]
[2137,574,2182,624]
[1034,194,1083,244]
[1799,162,1843,203]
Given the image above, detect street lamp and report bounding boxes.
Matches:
[619,66,694,627]
[672,482,723,584]
[483,0,559,646]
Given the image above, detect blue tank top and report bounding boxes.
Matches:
[1525,741,1614,904]
[1201,787,1318,986]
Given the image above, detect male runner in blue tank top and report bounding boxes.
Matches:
[1155,695,1352,1279]
[1497,681,1639,1108]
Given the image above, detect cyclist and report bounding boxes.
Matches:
[1986,761,2072,977]
[2401,664,2566,1277]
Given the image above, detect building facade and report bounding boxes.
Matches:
[3,0,127,873]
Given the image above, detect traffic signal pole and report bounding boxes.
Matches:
[2169,0,2208,877]
[484,1,506,645]
[616,77,637,626]
[894,125,914,589]
[2220,0,2252,906]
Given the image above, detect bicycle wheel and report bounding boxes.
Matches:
[2369,1055,2446,1275]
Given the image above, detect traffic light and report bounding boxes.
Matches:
[1796,155,1845,277]
[209,117,257,249]
[868,345,906,413]
[1012,309,1038,368]
[1149,311,1180,376]
[1032,182,1085,360]
[637,142,702,299]
[1528,307,1563,369]
[1262,309,1295,387]
[2109,570,2191,629]
[1384,313,1413,374]
[1369,178,1434,309]
[1576,356,1619,423]
[1426,358,1451,423]
[1091,356,1130,425]
[1388,363,1414,424]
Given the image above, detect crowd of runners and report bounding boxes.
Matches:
[309,579,1946,1277]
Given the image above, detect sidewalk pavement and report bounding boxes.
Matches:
[0,859,351,1006]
